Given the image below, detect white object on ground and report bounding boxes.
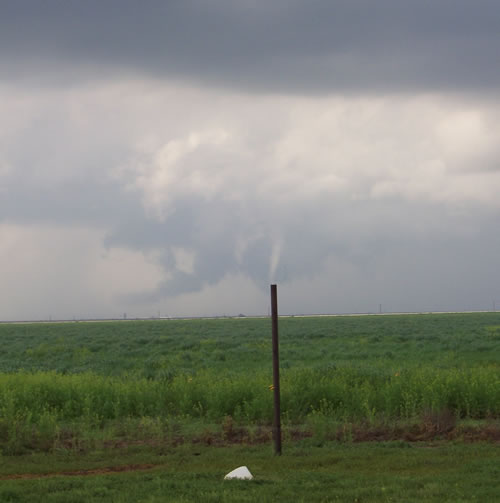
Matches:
[224,466,253,480]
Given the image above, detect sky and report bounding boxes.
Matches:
[1,1,500,320]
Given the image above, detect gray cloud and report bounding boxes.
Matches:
[1,1,500,93]
[1,5,500,319]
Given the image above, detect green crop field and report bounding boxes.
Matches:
[0,313,499,501]
[2,313,500,376]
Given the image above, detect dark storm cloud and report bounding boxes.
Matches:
[1,0,500,93]
[2,3,500,321]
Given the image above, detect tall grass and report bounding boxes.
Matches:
[1,314,499,453]
[2,367,498,423]
[1,365,498,452]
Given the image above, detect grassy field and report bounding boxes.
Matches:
[1,313,499,376]
[0,313,499,501]
[1,443,499,502]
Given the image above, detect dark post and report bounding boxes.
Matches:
[270,284,282,455]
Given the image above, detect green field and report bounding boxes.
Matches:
[0,313,499,501]
[1,443,499,502]
[2,313,500,376]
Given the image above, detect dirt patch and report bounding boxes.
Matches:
[1,464,158,481]
[333,422,500,443]
[187,419,500,446]
[88,421,500,449]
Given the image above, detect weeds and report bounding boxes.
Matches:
[0,314,499,453]
[0,364,498,453]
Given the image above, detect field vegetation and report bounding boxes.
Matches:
[2,313,499,376]
[0,313,499,501]
[1,442,499,502]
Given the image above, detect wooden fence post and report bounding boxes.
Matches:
[271,284,282,455]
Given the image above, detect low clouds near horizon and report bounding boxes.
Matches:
[1,2,499,320]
